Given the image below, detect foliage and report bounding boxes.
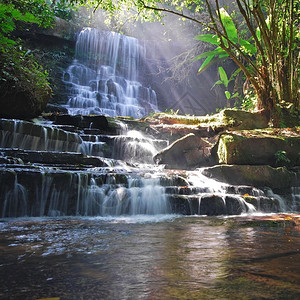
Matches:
[240,90,257,111]
[164,108,179,115]
[274,150,291,166]
[0,0,78,104]
[0,2,39,51]
[0,45,50,101]
[74,0,300,126]
[193,2,300,125]
[211,66,240,105]
[46,0,78,20]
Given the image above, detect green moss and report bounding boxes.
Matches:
[145,112,223,126]
[243,195,256,203]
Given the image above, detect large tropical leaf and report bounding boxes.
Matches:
[218,66,229,87]
[211,80,223,89]
[194,34,219,45]
[218,8,238,42]
[193,47,227,61]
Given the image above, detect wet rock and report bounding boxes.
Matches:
[43,104,68,114]
[243,196,280,212]
[203,165,299,189]
[167,195,199,215]
[230,213,300,227]
[225,196,247,215]
[200,195,227,216]
[154,133,211,169]
[107,79,117,96]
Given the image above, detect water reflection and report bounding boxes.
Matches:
[0,216,299,299]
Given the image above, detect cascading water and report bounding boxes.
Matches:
[63,28,159,117]
[0,169,170,217]
[112,130,168,164]
[1,114,298,217]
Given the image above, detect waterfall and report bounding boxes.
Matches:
[63,28,159,117]
[0,170,169,217]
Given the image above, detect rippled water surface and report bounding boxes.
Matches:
[0,215,300,299]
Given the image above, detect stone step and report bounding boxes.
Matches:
[0,118,82,152]
[0,148,107,167]
[167,193,281,215]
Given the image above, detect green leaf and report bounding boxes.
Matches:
[229,68,241,81]
[194,34,219,45]
[193,47,226,61]
[239,39,257,55]
[231,92,239,98]
[225,91,231,99]
[211,80,223,89]
[256,26,261,41]
[198,55,214,73]
[218,8,238,42]
[218,67,229,87]
[11,9,22,19]
[219,53,229,58]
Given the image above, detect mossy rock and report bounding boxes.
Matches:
[145,109,268,131]
[216,129,300,167]
[220,109,268,129]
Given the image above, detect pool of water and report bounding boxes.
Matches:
[0,215,300,299]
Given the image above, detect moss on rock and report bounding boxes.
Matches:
[145,109,269,130]
[216,129,300,167]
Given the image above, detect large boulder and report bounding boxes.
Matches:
[153,133,211,169]
[215,129,300,167]
[220,109,268,130]
[202,165,299,189]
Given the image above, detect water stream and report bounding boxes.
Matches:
[1,216,299,299]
